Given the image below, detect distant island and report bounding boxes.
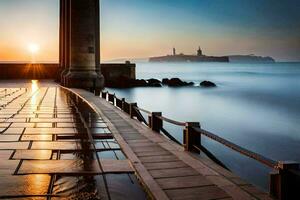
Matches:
[148,47,276,63]
[227,54,275,63]
[104,48,276,64]
[149,47,229,63]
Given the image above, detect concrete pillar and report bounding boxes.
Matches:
[60,0,104,89]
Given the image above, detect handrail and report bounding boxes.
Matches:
[156,115,185,127]
[134,105,185,126]
[196,128,277,169]
[95,89,300,199]
[133,106,152,115]
[101,90,278,169]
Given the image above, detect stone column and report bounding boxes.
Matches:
[57,0,64,82]
[63,0,104,89]
[60,0,70,86]
[95,0,101,76]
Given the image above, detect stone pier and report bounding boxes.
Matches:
[60,0,104,89]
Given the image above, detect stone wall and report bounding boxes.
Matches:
[0,63,59,79]
[101,62,136,81]
[0,63,136,82]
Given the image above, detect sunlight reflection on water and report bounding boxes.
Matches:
[31,80,39,92]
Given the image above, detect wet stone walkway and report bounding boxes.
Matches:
[0,83,147,199]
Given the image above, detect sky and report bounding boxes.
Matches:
[0,0,300,62]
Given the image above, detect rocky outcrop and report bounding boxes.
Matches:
[200,81,216,87]
[147,79,162,87]
[106,77,193,88]
[162,78,194,87]
[149,82,162,87]
[162,78,170,85]
[106,76,162,88]
[133,79,148,87]
[147,78,161,85]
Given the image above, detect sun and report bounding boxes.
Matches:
[28,43,40,54]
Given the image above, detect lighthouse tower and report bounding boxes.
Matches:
[197,46,203,56]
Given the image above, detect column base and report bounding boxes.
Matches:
[60,68,69,86]
[64,71,104,89]
[55,67,63,83]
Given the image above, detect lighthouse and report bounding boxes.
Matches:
[173,48,176,56]
[197,46,203,56]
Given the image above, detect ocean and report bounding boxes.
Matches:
[106,62,300,191]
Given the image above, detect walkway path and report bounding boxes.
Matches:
[0,80,273,199]
[0,83,146,199]
[73,88,273,200]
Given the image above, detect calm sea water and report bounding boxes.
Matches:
[107,62,300,191]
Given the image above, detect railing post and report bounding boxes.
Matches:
[130,103,137,118]
[150,112,162,133]
[101,91,107,100]
[148,115,152,128]
[108,93,115,104]
[113,93,116,105]
[94,89,101,96]
[184,122,201,153]
[113,94,116,105]
[121,98,125,111]
[270,161,300,200]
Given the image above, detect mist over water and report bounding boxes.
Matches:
[107,62,300,190]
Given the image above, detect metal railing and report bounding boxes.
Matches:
[97,90,300,200]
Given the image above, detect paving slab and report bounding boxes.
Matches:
[17,159,133,175]
[13,150,52,160]
[0,174,51,197]
[0,142,30,150]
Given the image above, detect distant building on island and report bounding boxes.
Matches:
[149,47,229,63]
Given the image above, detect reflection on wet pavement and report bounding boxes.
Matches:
[0,82,147,199]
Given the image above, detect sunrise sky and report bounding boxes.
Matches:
[0,0,299,62]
